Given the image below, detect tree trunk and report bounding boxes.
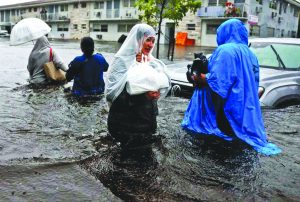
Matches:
[156,0,166,59]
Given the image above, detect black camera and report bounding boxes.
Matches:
[186,52,208,84]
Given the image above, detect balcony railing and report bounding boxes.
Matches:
[197,4,248,18]
[197,6,225,17]
[90,9,138,20]
[42,13,70,22]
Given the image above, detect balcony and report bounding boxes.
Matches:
[90,8,138,21]
[197,4,248,18]
[197,6,225,17]
[43,13,70,22]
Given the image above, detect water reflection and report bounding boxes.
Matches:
[0,38,299,201]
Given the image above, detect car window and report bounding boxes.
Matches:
[250,43,300,70]
[272,44,300,69]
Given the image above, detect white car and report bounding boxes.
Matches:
[0,30,9,37]
[167,38,300,108]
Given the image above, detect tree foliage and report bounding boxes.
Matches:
[135,0,202,26]
[135,0,202,58]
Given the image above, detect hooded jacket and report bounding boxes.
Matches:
[183,19,281,155]
[27,36,67,84]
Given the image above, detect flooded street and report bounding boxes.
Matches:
[0,38,299,201]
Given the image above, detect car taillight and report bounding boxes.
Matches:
[258,86,264,98]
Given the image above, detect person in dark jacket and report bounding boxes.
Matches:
[66,37,109,97]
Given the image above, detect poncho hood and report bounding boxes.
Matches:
[216,19,248,46]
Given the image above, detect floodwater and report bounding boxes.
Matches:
[0,37,299,201]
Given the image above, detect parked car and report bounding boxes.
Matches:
[167,38,300,108]
[0,30,9,37]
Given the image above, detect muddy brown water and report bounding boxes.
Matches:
[0,38,299,201]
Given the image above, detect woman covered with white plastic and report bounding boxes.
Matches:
[105,24,170,149]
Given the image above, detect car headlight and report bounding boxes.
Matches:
[258,86,265,98]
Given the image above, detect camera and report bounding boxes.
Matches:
[186,52,208,84]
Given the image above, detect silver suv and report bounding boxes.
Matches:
[167,38,300,108]
[250,38,300,108]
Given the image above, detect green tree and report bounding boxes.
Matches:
[135,0,202,58]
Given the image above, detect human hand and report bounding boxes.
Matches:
[192,73,207,87]
[146,91,160,100]
[136,52,142,62]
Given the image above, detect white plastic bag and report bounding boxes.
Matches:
[126,62,169,95]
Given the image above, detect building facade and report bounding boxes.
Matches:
[0,0,140,41]
[1,0,299,47]
[176,0,300,47]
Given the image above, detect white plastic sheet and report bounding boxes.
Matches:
[126,62,169,95]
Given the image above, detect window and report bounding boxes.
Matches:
[118,24,126,32]
[94,2,104,9]
[74,3,78,8]
[61,4,68,12]
[58,23,69,31]
[208,0,217,6]
[107,1,112,9]
[269,0,277,9]
[100,24,108,32]
[206,24,218,34]
[283,2,287,13]
[293,8,299,17]
[73,24,78,29]
[82,24,86,29]
[250,43,300,70]
[267,27,275,37]
[256,0,263,5]
[92,24,100,31]
[92,24,108,32]
[124,0,135,7]
[118,24,134,32]
[131,0,135,7]
[187,24,195,31]
[81,2,87,8]
[20,9,26,14]
[29,8,32,12]
[33,7,37,12]
[250,25,260,37]
[0,11,4,22]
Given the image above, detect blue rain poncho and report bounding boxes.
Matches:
[182,19,281,155]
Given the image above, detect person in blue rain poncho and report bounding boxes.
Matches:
[182,19,281,155]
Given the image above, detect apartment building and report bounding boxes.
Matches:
[0,0,140,41]
[177,0,300,47]
[1,0,299,46]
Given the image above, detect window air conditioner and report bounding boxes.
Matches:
[125,12,132,17]
[256,7,262,13]
[271,12,277,18]
[96,34,102,39]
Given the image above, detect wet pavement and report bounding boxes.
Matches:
[0,38,299,201]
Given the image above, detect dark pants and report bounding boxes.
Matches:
[108,89,158,149]
[211,91,235,136]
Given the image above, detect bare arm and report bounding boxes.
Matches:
[52,50,68,71]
